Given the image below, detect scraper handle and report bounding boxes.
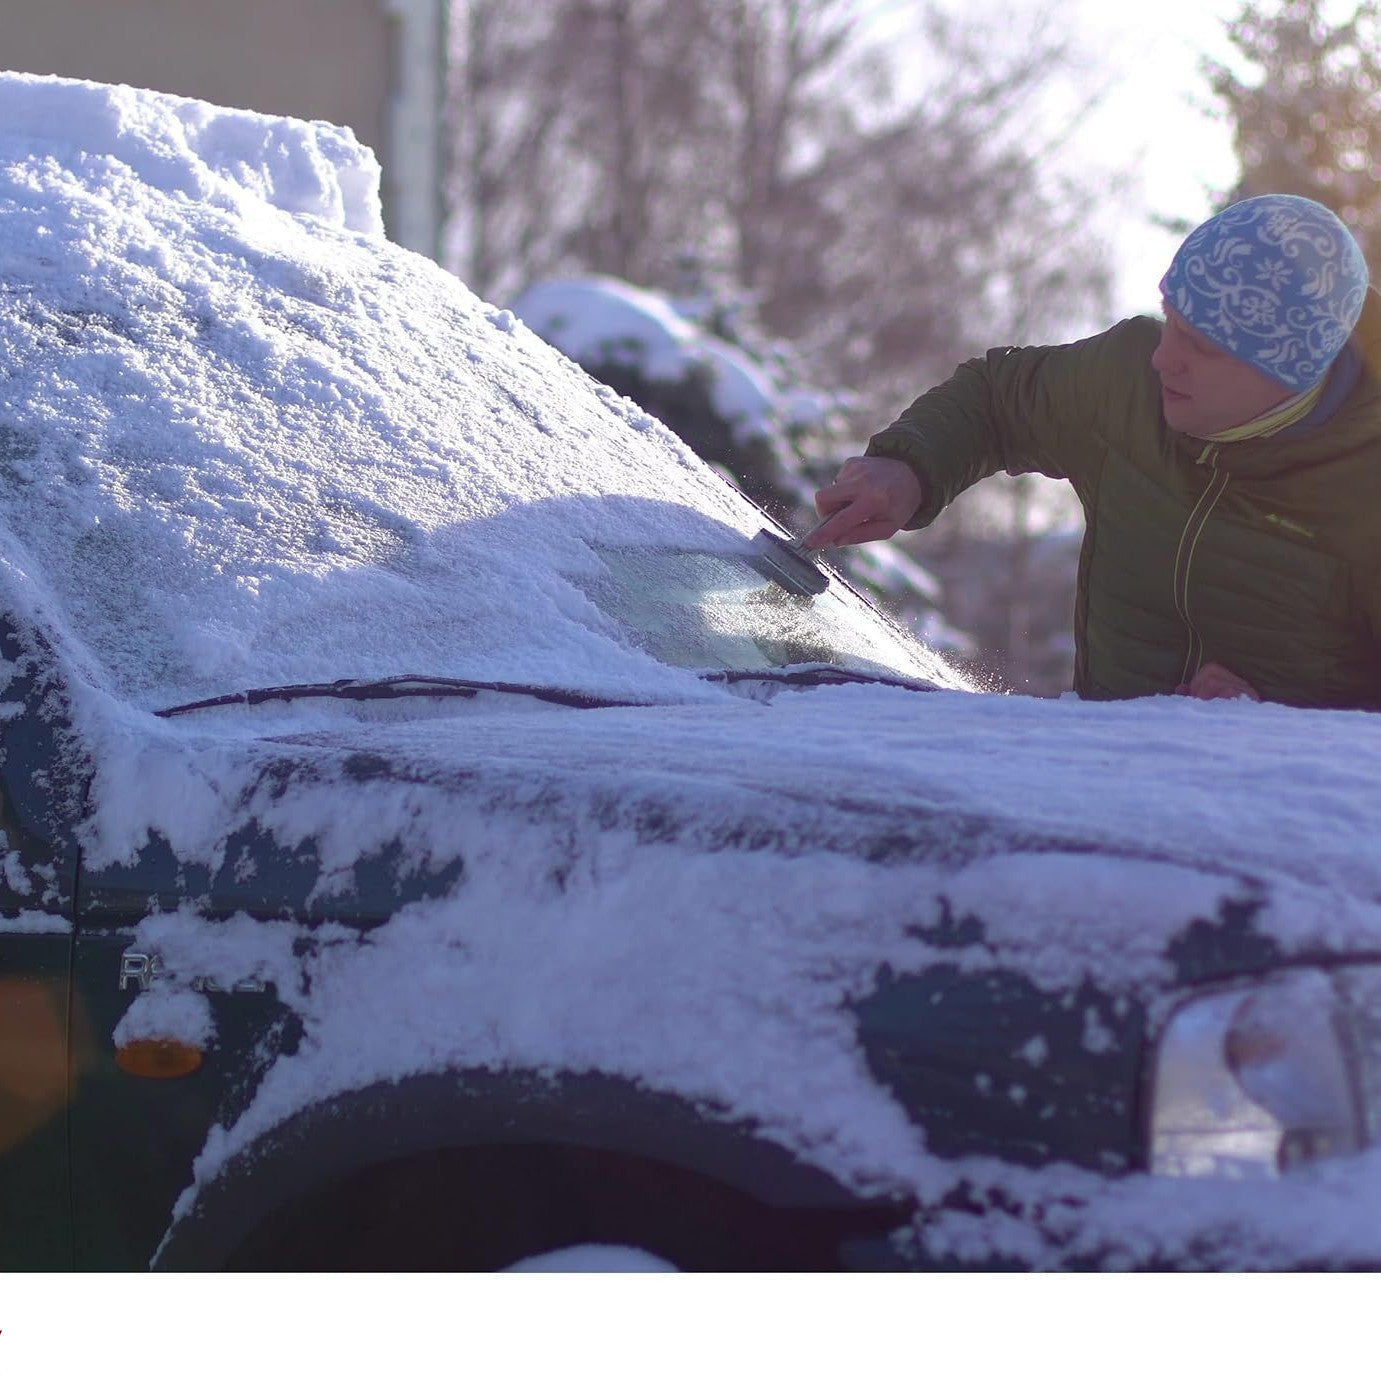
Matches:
[789,515,833,553]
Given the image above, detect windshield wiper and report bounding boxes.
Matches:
[700,666,936,694]
[154,666,934,720]
[154,675,653,718]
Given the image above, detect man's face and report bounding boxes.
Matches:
[1150,304,1294,438]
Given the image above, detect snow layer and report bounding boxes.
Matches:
[8,75,1381,1271]
[503,1245,678,1272]
[5,73,944,714]
[0,71,381,235]
[0,910,72,935]
[113,987,216,1049]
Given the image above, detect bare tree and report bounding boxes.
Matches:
[447,2,580,298]
[745,4,1117,412]
[443,0,1118,692]
[446,0,1115,385]
[719,0,855,294]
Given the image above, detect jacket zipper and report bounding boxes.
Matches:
[1172,452,1229,684]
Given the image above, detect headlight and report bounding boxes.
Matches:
[1149,965,1381,1177]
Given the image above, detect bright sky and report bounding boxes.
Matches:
[862,0,1247,324]
[1065,0,1244,318]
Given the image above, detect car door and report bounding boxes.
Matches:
[0,902,73,1269]
[0,618,80,1269]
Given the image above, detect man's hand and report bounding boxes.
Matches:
[804,455,926,549]
[1175,662,1262,701]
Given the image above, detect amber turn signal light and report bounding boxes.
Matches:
[115,1039,205,1079]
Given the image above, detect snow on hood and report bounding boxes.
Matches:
[104,680,1381,1263]
[94,684,1381,975]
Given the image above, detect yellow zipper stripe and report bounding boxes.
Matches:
[1173,450,1229,684]
[1179,466,1229,680]
[1166,378,1323,686]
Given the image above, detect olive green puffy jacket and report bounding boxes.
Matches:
[865,297,1381,709]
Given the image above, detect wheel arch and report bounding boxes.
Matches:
[153,1068,907,1270]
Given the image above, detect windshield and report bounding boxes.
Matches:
[576,545,942,681]
[0,106,964,711]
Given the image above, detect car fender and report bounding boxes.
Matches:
[152,1067,904,1269]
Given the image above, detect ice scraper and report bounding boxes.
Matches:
[746,517,831,598]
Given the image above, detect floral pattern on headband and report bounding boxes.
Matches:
[1159,194,1369,389]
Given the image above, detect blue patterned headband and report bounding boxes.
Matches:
[1160,194,1370,390]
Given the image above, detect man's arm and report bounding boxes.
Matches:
[807,318,1157,549]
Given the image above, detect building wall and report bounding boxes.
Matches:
[1,0,392,209]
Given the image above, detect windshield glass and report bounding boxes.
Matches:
[577,545,942,680]
[0,87,964,710]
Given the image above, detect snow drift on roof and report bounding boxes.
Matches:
[0,70,383,234]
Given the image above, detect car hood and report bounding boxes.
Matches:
[81,680,1381,959]
[81,680,1381,1268]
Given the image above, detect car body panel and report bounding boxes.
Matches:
[0,930,72,1269]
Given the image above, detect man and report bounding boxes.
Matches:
[808,194,1381,708]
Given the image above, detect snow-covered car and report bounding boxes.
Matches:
[5,74,1381,1272]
